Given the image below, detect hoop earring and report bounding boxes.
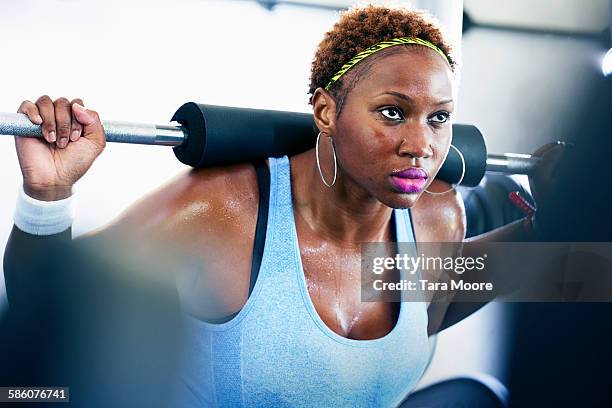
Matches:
[315,132,337,187]
[424,144,466,195]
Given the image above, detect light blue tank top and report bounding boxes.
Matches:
[178,156,430,407]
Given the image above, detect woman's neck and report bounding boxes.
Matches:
[290,150,394,247]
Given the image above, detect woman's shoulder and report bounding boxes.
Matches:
[412,179,466,242]
[107,162,261,242]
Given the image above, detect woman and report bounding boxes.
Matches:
[10,4,563,407]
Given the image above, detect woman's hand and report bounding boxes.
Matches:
[14,96,106,201]
[528,141,569,208]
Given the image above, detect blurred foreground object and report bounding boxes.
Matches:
[1,229,188,408]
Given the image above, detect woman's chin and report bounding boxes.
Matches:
[378,190,421,209]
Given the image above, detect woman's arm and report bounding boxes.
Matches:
[3,185,75,310]
[434,143,569,334]
[3,225,71,311]
[432,218,540,335]
[4,162,259,322]
[420,181,540,335]
[411,179,468,335]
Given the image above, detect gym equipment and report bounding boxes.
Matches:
[0,102,539,187]
[458,175,534,238]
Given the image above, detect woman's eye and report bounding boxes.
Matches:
[379,107,404,121]
[429,112,450,125]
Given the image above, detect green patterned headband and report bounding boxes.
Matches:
[324,36,450,91]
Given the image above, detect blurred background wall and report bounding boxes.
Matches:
[1,0,609,393]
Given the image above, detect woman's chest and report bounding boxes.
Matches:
[298,236,400,340]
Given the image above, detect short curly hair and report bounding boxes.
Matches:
[308,4,456,115]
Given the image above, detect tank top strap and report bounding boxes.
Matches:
[268,155,293,218]
[394,208,414,243]
[260,156,299,282]
[394,208,426,303]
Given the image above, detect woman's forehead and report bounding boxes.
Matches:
[353,49,454,100]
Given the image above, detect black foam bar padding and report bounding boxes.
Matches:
[172,103,316,168]
[172,102,487,187]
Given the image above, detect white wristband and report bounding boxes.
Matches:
[14,185,74,236]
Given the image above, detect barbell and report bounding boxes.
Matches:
[0,102,538,187]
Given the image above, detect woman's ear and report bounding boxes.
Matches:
[311,87,337,135]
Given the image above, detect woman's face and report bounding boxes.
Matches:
[332,48,455,209]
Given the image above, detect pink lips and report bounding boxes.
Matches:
[390,167,428,193]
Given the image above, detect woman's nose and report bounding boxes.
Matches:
[398,125,434,159]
